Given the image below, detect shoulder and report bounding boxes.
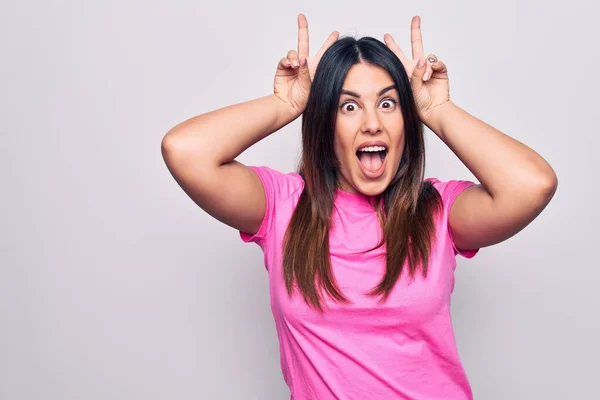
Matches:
[425,177,479,258]
[239,166,304,247]
[248,165,305,202]
[424,177,477,207]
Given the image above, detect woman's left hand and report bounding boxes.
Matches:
[384,16,450,121]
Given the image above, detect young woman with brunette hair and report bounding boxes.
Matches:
[161,14,557,400]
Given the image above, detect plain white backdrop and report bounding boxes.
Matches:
[1,0,598,398]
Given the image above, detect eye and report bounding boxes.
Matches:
[340,101,358,113]
[380,98,397,109]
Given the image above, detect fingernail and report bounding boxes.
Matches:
[423,72,430,81]
[428,56,436,63]
[418,57,426,68]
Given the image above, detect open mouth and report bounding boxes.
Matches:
[356,145,388,174]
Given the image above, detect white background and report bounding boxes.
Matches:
[1,0,597,398]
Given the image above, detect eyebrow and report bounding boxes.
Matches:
[340,84,397,98]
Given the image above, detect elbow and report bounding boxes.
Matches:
[160,128,226,168]
[527,169,558,210]
[161,128,181,150]
[539,169,558,201]
[161,132,193,170]
[161,131,218,171]
[161,130,191,160]
[161,132,176,157]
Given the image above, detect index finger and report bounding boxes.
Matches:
[410,16,424,60]
[298,13,309,60]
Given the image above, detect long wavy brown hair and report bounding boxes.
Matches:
[282,36,443,313]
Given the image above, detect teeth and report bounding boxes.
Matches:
[358,146,387,152]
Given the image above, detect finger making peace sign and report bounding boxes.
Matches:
[273,14,339,116]
[384,16,451,120]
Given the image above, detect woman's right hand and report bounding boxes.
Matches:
[273,14,339,116]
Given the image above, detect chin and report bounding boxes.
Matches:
[354,179,389,197]
[345,167,390,196]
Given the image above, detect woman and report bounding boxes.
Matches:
[161,14,557,400]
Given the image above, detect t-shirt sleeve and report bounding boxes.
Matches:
[427,177,480,259]
[238,165,302,248]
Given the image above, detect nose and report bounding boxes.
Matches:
[360,107,383,135]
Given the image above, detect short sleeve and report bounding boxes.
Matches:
[238,166,303,247]
[426,177,480,259]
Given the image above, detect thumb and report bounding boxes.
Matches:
[411,56,427,87]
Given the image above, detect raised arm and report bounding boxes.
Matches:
[386,16,557,251]
[161,14,338,235]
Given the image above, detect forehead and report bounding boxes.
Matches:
[342,62,395,93]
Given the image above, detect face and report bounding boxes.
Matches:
[334,62,406,196]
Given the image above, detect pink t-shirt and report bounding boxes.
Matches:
[239,165,479,400]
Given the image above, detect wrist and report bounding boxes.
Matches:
[422,101,457,135]
[269,94,303,123]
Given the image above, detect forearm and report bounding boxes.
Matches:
[163,94,298,166]
[423,101,558,200]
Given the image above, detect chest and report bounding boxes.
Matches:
[266,208,455,330]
